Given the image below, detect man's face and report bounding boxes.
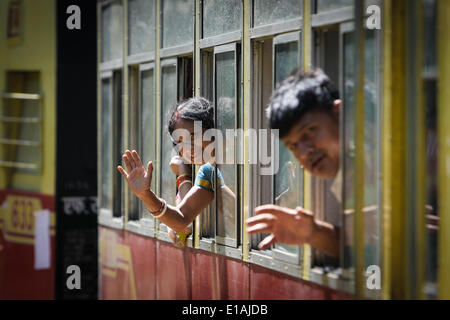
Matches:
[281,106,340,179]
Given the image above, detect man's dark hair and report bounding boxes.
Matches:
[167,97,214,143]
[267,68,339,138]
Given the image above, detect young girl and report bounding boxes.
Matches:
[117,97,234,246]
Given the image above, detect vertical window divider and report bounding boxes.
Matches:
[302,0,312,281]
[194,0,201,249]
[242,0,251,262]
[123,0,130,225]
[154,0,161,234]
[437,0,450,300]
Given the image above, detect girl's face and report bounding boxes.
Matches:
[172,119,214,165]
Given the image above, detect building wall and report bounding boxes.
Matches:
[0,0,56,195]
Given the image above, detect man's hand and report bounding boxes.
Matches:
[117,149,153,200]
[246,205,315,250]
[169,155,192,176]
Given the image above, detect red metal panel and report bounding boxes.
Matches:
[0,190,55,299]
[249,263,351,300]
[156,241,192,299]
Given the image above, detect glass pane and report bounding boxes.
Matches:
[203,0,241,38]
[363,30,381,269]
[342,29,382,274]
[342,31,355,270]
[215,51,237,241]
[102,1,123,62]
[273,41,301,256]
[101,78,113,209]
[141,69,156,219]
[316,0,353,13]
[254,0,302,27]
[162,0,194,48]
[161,65,177,207]
[128,0,155,55]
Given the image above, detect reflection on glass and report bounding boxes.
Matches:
[162,0,194,48]
[215,51,237,241]
[141,69,156,218]
[316,0,353,13]
[274,41,301,256]
[203,0,241,38]
[128,0,155,55]
[101,78,112,209]
[102,1,123,62]
[161,65,177,206]
[254,0,302,27]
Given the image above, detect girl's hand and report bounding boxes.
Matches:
[117,150,153,200]
[169,155,192,176]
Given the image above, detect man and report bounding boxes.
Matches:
[246,68,342,258]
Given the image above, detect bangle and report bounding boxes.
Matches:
[176,175,192,189]
[150,199,167,218]
[178,180,192,189]
[154,200,168,219]
[176,173,191,181]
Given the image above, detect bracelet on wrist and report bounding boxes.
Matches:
[150,198,167,219]
[176,175,192,189]
[178,180,192,189]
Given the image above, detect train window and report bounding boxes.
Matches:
[100,76,113,212]
[202,0,242,39]
[140,65,157,221]
[156,57,194,241]
[311,26,341,272]
[101,0,123,62]
[159,59,178,236]
[214,44,240,248]
[249,32,303,269]
[339,22,382,296]
[315,0,353,13]
[161,0,194,49]
[128,0,155,56]
[99,70,123,219]
[0,72,42,189]
[253,0,303,28]
[272,33,303,264]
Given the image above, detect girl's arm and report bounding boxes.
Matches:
[118,149,213,233]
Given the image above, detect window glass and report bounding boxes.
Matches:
[102,1,123,62]
[203,0,241,38]
[128,0,155,55]
[215,50,238,243]
[342,28,381,271]
[342,31,355,269]
[363,30,381,269]
[101,78,113,209]
[253,0,302,27]
[160,65,177,208]
[273,41,301,257]
[141,69,157,219]
[316,0,353,13]
[162,0,194,48]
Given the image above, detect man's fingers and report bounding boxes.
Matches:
[123,154,133,172]
[258,234,276,250]
[125,150,136,168]
[247,222,273,235]
[254,204,297,216]
[246,214,276,226]
[117,166,128,179]
[132,150,143,167]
